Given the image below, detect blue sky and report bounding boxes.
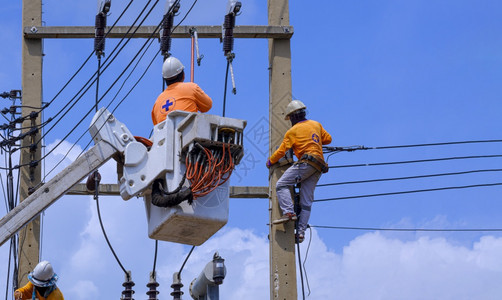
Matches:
[2,0,502,299]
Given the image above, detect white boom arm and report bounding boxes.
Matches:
[0,108,134,246]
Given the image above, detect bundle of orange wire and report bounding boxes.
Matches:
[185,143,235,199]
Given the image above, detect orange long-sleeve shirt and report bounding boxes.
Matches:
[269,120,332,164]
[15,282,64,300]
[151,82,212,125]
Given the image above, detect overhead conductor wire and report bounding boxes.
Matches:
[43,0,196,178]
[178,245,196,280]
[17,0,135,121]
[20,0,162,174]
[4,0,146,173]
[310,225,502,232]
[38,0,158,142]
[314,182,502,202]
[94,172,129,277]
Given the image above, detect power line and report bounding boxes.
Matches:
[329,154,502,169]
[43,40,159,181]
[314,182,502,202]
[22,0,163,171]
[371,139,502,150]
[15,0,136,122]
[178,246,196,279]
[43,0,197,179]
[39,0,159,143]
[42,0,193,175]
[310,225,502,232]
[323,139,502,153]
[317,168,502,187]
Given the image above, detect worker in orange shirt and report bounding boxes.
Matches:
[267,100,332,243]
[14,260,64,300]
[151,56,213,125]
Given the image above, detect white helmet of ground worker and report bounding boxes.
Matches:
[162,56,185,79]
[284,100,306,120]
[28,261,58,287]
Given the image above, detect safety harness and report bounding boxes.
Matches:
[297,153,329,173]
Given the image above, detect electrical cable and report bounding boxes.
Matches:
[5,237,12,300]
[0,173,7,212]
[323,139,502,154]
[26,0,154,154]
[314,182,502,202]
[329,154,502,169]
[178,246,196,279]
[38,0,158,143]
[25,0,162,172]
[43,44,160,181]
[17,0,135,121]
[310,225,502,232]
[317,168,502,187]
[152,240,159,275]
[94,175,129,277]
[296,232,305,300]
[303,226,312,297]
[369,139,502,150]
[40,0,188,179]
[8,0,186,172]
[172,0,198,33]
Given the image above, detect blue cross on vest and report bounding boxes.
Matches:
[162,99,174,111]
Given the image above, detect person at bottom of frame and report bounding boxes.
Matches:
[266,100,332,243]
[14,260,64,300]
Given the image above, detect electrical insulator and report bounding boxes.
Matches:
[121,272,135,300]
[146,272,160,300]
[223,0,241,55]
[95,0,111,57]
[160,1,180,57]
[170,272,183,300]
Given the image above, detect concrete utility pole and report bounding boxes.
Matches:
[18,0,43,287]
[268,0,297,299]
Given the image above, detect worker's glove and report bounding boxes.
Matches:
[266,159,273,168]
[14,291,21,300]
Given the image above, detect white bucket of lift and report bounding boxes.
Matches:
[136,111,244,246]
[144,180,229,246]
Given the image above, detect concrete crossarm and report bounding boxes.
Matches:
[0,108,135,246]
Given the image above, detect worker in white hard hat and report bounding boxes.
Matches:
[151,56,213,125]
[14,260,64,300]
[266,100,332,243]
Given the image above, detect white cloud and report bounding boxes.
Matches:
[69,280,99,300]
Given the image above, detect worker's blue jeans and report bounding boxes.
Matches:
[276,163,321,234]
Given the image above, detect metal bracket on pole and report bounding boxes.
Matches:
[227,54,237,95]
[190,27,204,66]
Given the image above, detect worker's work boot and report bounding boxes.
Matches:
[295,232,305,244]
[273,213,297,224]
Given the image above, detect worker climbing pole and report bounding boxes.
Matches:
[222,0,241,116]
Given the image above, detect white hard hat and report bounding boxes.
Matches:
[284,100,306,120]
[162,56,185,79]
[28,261,58,287]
